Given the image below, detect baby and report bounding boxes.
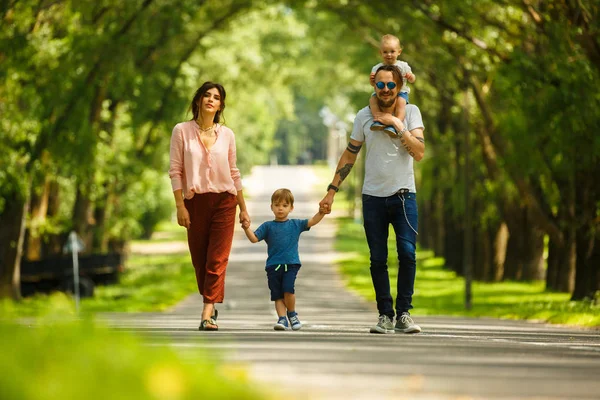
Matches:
[369,34,416,136]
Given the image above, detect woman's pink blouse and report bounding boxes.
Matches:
[169,121,242,199]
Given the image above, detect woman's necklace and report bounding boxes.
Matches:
[197,120,215,136]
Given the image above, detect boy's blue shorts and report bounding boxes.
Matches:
[265,263,301,301]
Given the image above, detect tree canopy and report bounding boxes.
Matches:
[1,0,598,301]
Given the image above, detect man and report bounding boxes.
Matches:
[319,64,425,334]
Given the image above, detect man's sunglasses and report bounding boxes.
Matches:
[375,81,397,90]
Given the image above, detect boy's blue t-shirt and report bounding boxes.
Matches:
[254,219,310,267]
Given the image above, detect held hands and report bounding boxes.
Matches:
[240,212,259,243]
[239,210,251,229]
[374,113,404,131]
[319,193,334,215]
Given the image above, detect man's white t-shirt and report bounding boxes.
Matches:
[350,104,424,196]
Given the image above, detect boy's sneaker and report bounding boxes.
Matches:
[274,317,289,331]
[395,312,421,333]
[370,121,385,131]
[369,315,395,334]
[288,313,302,330]
[383,125,398,137]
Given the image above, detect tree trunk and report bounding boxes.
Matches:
[546,237,559,290]
[25,175,51,260]
[555,187,577,292]
[432,188,445,257]
[546,228,576,293]
[0,186,29,300]
[493,222,509,281]
[43,180,64,256]
[503,204,545,281]
[473,223,492,281]
[589,235,600,301]
[444,212,463,275]
[557,228,576,293]
[571,171,599,300]
[419,198,434,251]
[72,185,94,253]
[93,203,108,253]
[571,221,596,300]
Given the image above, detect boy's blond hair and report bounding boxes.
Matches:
[380,34,402,49]
[271,188,294,206]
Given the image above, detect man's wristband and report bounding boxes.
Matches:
[327,184,339,193]
[398,126,407,138]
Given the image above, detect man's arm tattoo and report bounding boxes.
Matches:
[400,138,416,158]
[346,142,362,154]
[336,163,354,185]
[414,136,425,144]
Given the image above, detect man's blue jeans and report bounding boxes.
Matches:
[362,192,418,319]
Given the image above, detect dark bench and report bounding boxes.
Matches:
[20,253,124,297]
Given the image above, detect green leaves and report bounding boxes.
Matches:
[2,0,598,267]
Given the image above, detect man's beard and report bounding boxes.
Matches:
[377,96,396,109]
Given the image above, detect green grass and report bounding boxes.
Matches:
[335,217,600,328]
[83,251,197,313]
[0,312,265,400]
[0,221,269,400]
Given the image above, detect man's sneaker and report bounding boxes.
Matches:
[274,317,289,331]
[369,315,395,334]
[370,121,385,131]
[288,313,302,330]
[395,312,421,333]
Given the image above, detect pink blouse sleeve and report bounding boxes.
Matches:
[228,130,243,191]
[168,124,184,192]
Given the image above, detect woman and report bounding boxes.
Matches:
[169,81,250,331]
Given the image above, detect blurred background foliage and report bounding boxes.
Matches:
[0,305,265,400]
[1,0,599,302]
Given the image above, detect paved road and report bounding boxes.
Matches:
[103,166,600,400]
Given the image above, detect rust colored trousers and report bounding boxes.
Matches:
[184,192,237,303]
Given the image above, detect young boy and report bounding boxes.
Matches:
[369,34,416,136]
[241,188,325,331]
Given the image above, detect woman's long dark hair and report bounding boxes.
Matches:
[189,81,226,124]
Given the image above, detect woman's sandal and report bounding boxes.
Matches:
[199,318,218,331]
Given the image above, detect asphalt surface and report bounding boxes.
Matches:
[102,166,600,400]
